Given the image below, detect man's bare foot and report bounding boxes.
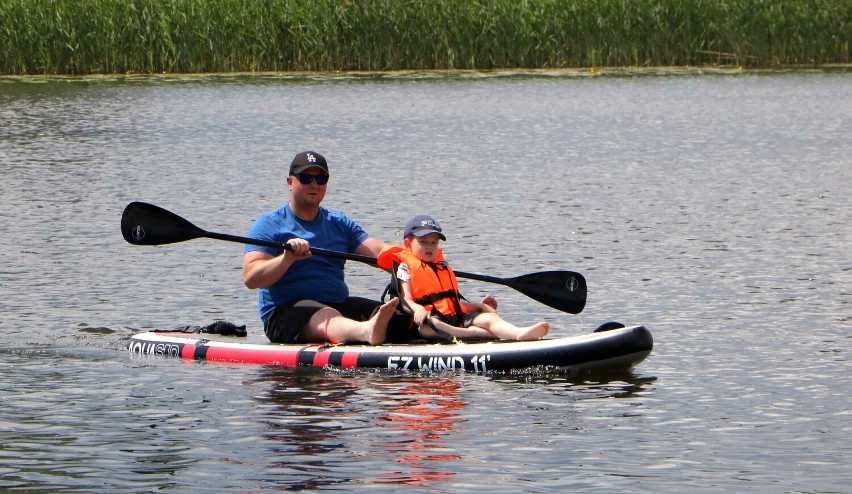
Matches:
[364,298,399,345]
[517,321,550,341]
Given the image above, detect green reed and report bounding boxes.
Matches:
[1,0,849,75]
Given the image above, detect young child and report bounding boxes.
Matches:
[377,215,550,341]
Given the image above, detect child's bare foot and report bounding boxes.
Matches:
[481,295,498,310]
[517,321,550,340]
[364,298,399,345]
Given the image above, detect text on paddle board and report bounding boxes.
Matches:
[128,340,182,357]
[387,354,491,372]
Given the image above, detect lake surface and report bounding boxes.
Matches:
[1,68,849,492]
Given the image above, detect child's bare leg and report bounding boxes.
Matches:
[420,317,492,339]
[472,313,550,341]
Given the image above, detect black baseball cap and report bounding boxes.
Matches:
[289,151,329,175]
[403,215,446,240]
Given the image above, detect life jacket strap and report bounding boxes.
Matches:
[415,289,460,307]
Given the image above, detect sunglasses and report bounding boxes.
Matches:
[294,172,329,185]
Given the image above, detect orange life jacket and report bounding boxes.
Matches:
[377,245,466,321]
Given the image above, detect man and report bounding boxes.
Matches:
[243,150,400,345]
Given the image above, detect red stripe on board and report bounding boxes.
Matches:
[312,349,331,367]
[340,352,359,367]
[204,346,301,366]
[181,344,196,359]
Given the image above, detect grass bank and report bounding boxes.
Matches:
[1,0,849,75]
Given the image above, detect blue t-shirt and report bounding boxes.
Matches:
[245,204,370,322]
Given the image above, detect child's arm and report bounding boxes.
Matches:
[400,279,430,325]
[400,277,492,339]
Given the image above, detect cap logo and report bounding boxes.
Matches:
[307,153,317,163]
[420,220,439,229]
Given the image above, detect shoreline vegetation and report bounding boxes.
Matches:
[1,0,849,76]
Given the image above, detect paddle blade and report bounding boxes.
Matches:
[121,202,205,246]
[505,271,587,314]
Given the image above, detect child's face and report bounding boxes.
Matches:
[406,233,442,262]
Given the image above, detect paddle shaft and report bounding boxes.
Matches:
[121,201,586,313]
[207,230,586,314]
[123,202,536,275]
[205,231,566,290]
[204,230,379,265]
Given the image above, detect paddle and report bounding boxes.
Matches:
[121,202,587,314]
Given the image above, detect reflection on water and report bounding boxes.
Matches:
[371,377,463,487]
[239,366,660,490]
[493,371,658,400]
[247,369,465,489]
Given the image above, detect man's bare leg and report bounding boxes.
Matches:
[303,298,399,345]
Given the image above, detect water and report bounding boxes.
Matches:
[1,68,849,492]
